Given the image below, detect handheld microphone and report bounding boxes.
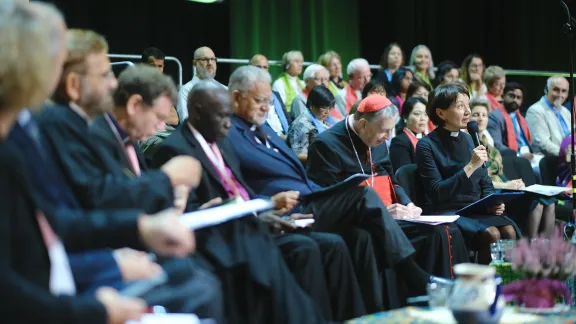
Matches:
[466,121,486,168]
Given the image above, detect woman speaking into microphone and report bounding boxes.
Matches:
[415,82,519,264]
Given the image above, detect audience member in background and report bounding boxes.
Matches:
[434,61,460,87]
[291,64,335,120]
[416,83,518,264]
[361,78,387,99]
[288,86,338,162]
[387,67,414,109]
[251,54,291,138]
[273,50,304,109]
[487,82,538,161]
[461,53,487,99]
[406,80,434,133]
[409,45,435,89]
[307,94,468,282]
[557,134,576,189]
[526,76,571,156]
[177,46,226,121]
[389,97,428,171]
[0,2,195,323]
[318,50,348,94]
[335,58,372,117]
[152,81,368,321]
[470,98,555,238]
[377,42,404,83]
[228,66,453,301]
[141,47,179,126]
[483,66,506,111]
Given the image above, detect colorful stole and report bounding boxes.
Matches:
[302,88,310,100]
[281,72,304,110]
[403,128,419,152]
[328,81,340,95]
[415,71,433,89]
[426,121,436,134]
[485,93,503,111]
[360,175,398,206]
[345,85,360,114]
[500,107,532,152]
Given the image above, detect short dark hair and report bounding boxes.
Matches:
[306,85,335,109]
[396,97,427,133]
[379,42,404,69]
[406,80,432,99]
[141,47,165,62]
[503,81,524,95]
[362,79,387,99]
[435,60,458,83]
[427,82,469,126]
[113,64,177,108]
[389,67,413,96]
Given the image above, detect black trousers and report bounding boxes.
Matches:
[275,231,367,321]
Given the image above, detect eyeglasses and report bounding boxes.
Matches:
[254,65,269,70]
[241,92,271,106]
[354,73,372,81]
[195,57,218,63]
[313,77,330,83]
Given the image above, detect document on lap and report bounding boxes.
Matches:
[300,173,371,201]
[403,215,460,226]
[503,184,570,197]
[180,199,274,230]
[126,313,201,324]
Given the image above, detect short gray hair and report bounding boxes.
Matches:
[281,50,303,68]
[469,97,491,111]
[546,75,568,92]
[354,104,399,123]
[303,64,327,80]
[346,58,370,77]
[228,66,272,93]
[113,64,178,108]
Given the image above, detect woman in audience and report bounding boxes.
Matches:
[557,135,576,188]
[483,65,506,111]
[272,50,304,109]
[318,50,348,94]
[406,81,435,132]
[409,45,435,89]
[290,64,331,119]
[288,85,337,162]
[361,78,387,99]
[416,82,518,264]
[387,67,414,110]
[390,97,428,171]
[377,42,404,83]
[470,98,555,238]
[434,61,460,87]
[461,53,487,99]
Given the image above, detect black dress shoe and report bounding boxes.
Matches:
[429,275,454,286]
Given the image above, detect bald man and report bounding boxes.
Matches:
[250,54,292,137]
[176,46,227,121]
[526,75,571,156]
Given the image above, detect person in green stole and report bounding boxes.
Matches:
[272,50,304,110]
[408,45,435,90]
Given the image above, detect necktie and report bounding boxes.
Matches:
[253,126,268,146]
[125,143,141,176]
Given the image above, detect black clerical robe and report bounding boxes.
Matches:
[151,122,370,320]
[307,120,470,279]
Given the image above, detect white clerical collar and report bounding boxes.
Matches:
[450,131,459,137]
[347,115,359,136]
[68,102,92,124]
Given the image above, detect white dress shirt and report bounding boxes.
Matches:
[266,102,285,136]
[177,76,228,121]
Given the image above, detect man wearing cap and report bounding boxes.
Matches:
[307,95,469,280]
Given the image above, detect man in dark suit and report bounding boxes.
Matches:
[151,80,372,320]
[226,66,453,296]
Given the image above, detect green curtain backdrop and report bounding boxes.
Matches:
[229,0,360,80]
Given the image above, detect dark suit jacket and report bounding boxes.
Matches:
[36,104,173,214]
[228,115,321,197]
[487,109,530,154]
[0,139,143,324]
[389,131,416,172]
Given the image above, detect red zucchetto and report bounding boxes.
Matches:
[357,94,393,113]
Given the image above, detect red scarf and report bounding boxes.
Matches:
[403,128,419,152]
[426,121,436,134]
[499,106,532,152]
[361,175,398,206]
[485,93,503,111]
[302,88,310,100]
[345,85,360,114]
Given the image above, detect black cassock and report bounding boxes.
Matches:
[307,120,470,280]
[36,104,327,324]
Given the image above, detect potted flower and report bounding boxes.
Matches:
[502,232,576,309]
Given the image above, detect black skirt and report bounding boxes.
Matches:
[439,210,519,248]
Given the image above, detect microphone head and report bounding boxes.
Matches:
[467,121,479,134]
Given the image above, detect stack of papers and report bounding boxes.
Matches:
[403,215,460,226]
[126,314,200,324]
[180,199,274,230]
[520,184,569,197]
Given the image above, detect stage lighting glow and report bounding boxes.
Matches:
[187,0,222,3]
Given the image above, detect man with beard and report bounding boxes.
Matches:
[487,82,538,160]
[526,76,571,156]
[177,46,227,121]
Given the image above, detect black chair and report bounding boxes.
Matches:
[539,155,559,186]
[395,164,424,207]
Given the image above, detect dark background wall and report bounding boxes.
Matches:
[46,0,576,108]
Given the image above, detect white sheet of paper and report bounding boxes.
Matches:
[403,215,460,225]
[294,219,315,228]
[125,314,200,324]
[181,199,273,230]
[530,153,544,169]
[522,184,569,197]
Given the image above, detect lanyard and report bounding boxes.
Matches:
[345,116,374,187]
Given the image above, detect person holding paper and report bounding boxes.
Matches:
[416,82,519,264]
[225,66,454,302]
[152,80,371,321]
[470,98,555,238]
[307,94,469,280]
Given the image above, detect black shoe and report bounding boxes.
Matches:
[429,275,454,286]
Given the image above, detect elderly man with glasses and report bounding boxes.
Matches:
[290,64,333,120]
[335,58,372,118]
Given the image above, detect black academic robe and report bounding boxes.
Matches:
[151,123,368,320]
[0,139,144,324]
[307,120,470,279]
[35,104,173,214]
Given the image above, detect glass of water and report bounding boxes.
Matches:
[427,282,452,308]
[490,240,514,263]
